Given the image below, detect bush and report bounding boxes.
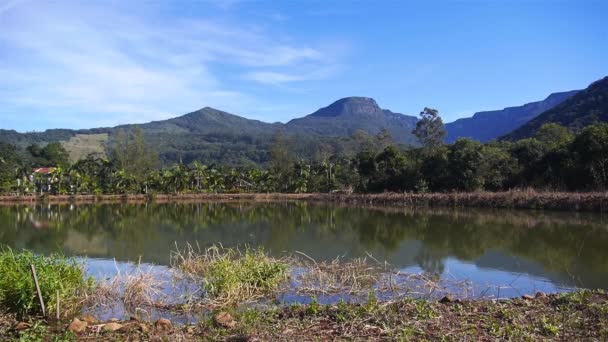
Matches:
[0,248,93,317]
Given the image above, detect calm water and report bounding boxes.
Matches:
[1,201,608,299]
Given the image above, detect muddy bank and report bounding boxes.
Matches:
[2,290,607,341]
[2,191,608,212]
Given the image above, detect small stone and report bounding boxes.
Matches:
[155,318,172,331]
[214,312,237,329]
[80,315,98,324]
[68,318,88,333]
[14,322,31,331]
[102,322,123,332]
[535,291,547,298]
[439,295,455,303]
[522,294,534,300]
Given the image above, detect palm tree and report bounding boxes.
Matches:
[191,161,208,192]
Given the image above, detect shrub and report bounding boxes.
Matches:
[0,247,93,317]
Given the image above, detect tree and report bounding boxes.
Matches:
[447,138,485,191]
[536,123,573,151]
[375,145,407,191]
[269,131,295,192]
[42,142,70,167]
[111,128,158,184]
[0,143,23,191]
[412,107,446,148]
[26,142,69,167]
[571,123,608,189]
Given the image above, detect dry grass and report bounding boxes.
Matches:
[289,252,471,301]
[291,253,388,297]
[84,262,171,320]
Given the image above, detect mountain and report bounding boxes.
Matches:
[0,98,419,165]
[504,76,608,140]
[286,97,419,145]
[445,90,579,143]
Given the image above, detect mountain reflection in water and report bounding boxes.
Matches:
[0,202,607,292]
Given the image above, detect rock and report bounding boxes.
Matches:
[214,312,237,329]
[535,291,547,298]
[68,318,88,333]
[439,295,455,303]
[80,315,98,324]
[14,322,31,331]
[102,322,123,332]
[155,318,172,331]
[522,294,534,300]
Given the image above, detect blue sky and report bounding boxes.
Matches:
[0,0,606,131]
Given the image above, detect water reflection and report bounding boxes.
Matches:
[0,202,607,290]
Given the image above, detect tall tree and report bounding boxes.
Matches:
[269,131,295,191]
[111,128,158,183]
[412,108,446,148]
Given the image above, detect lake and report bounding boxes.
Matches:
[1,201,608,301]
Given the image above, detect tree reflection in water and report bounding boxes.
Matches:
[0,202,607,289]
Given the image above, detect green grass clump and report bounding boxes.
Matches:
[174,244,288,307]
[0,247,93,317]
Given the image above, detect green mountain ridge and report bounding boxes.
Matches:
[0,98,420,166]
[445,90,579,143]
[504,76,608,140]
[3,75,607,167]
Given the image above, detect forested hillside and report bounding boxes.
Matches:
[445,90,578,143]
[0,98,419,166]
[504,77,608,140]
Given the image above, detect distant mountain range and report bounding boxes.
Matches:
[445,90,579,143]
[503,76,608,140]
[1,76,606,165]
[0,97,419,165]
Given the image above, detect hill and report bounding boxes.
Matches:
[287,97,419,145]
[445,90,579,143]
[0,98,419,166]
[504,76,608,140]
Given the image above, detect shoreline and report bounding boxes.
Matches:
[1,191,608,212]
[2,290,606,341]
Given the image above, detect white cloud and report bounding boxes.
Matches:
[243,66,339,86]
[0,0,342,130]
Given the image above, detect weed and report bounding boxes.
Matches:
[556,289,591,305]
[307,297,320,315]
[413,300,437,320]
[540,317,559,336]
[0,247,93,318]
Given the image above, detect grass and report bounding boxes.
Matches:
[61,133,108,163]
[171,244,289,307]
[0,249,605,340]
[0,247,93,318]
